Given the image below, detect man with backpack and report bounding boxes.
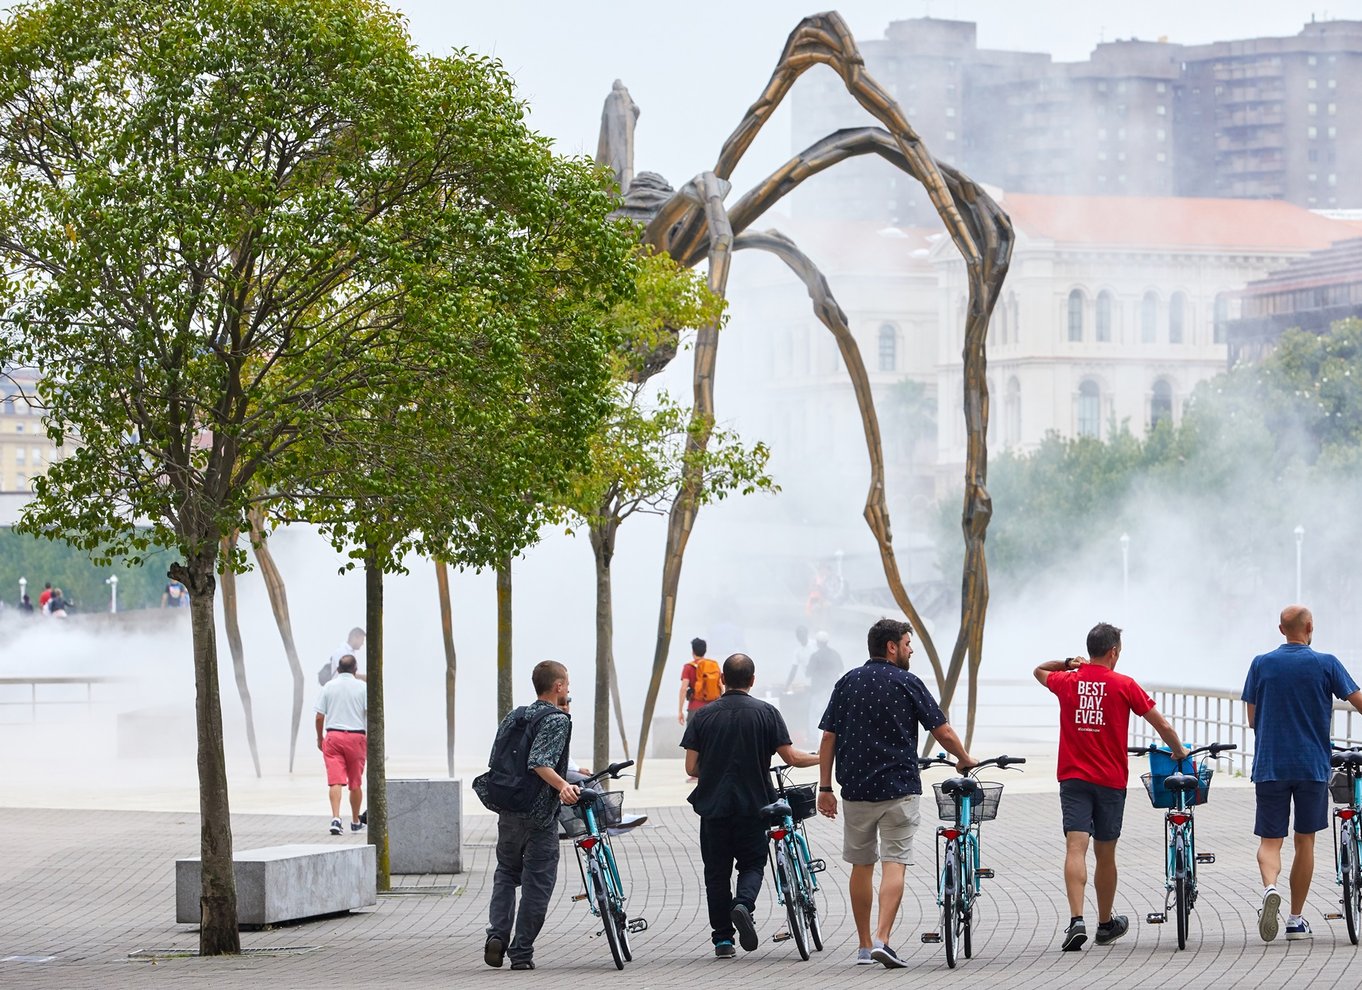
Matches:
[474,660,578,971]
[679,637,722,725]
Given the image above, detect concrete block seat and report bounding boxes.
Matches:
[176,843,376,926]
[389,778,462,875]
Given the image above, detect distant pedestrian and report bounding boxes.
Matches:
[327,627,366,680]
[314,653,367,836]
[45,587,69,617]
[1243,605,1362,942]
[37,582,52,610]
[818,618,976,968]
[805,630,843,741]
[1034,622,1186,951]
[161,580,188,608]
[682,653,819,958]
[679,636,722,726]
[17,594,33,615]
[477,660,578,971]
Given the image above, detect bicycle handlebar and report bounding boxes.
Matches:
[918,754,1027,773]
[1126,743,1236,761]
[1331,745,1362,768]
[579,760,635,787]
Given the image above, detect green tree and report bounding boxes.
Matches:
[0,0,627,951]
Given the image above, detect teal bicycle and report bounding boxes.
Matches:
[1329,745,1362,945]
[1129,742,1235,950]
[760,764,828,961]
[559,760,647,969]
[918,755,1025,968]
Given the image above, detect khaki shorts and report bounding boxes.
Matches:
[842,795,921,866]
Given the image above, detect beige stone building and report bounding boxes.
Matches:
[0,368,59,494]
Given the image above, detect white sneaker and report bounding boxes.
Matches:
[329,817,343,836]
[1259,887,1281,942]
[1285,917,1313,940]
[855,947,874,965]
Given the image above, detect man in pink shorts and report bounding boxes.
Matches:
[315,653,368,835]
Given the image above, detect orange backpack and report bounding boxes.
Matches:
[693,657,722,704]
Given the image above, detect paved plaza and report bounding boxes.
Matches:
[3,782,1361,989]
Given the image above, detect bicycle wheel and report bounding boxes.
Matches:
[780,849,810,961]
[942,857,957,969]
[604,850,632,962]
[1342,832,1359,946]
[593,866,625,970]
[1173,848,1189,951]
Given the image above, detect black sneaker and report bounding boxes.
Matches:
[484,935,505,968]
[1062,919,1087,951]
[510,960,535,970]
[871,943,907,968]
[350,820,365,833]
[1095,915,1128,945]
[730,904,758,952]
[328,818,343,836]
[714,940,736,959]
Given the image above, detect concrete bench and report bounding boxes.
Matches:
[176,844,376,925]
[389,778,463,875]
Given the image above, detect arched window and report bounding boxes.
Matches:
[1141,291,1158,343]
[1008,292,1020,345]
[1005,377,1021,445]
[1169,292,1186,344]
[878,324,898,372]
[1,392,13,415]
[1077,380,1101,438]
[1150,379,1173,429]
[1096,291,1113,342]
[1214,292,1230,344]
[1067,289,1084,342]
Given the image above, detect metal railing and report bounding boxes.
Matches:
[1129,683,1362,778]
[0,675,129,723]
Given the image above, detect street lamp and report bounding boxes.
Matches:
[18,575,26,604]
[1119,532,1130,612]
[1294,524,1305,602]
[106,574,119,614]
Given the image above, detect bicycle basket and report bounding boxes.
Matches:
[932,781,1004,823]
[784,783,817,822]
[1142,766,1213,809]
[1330,770,1357,806]
[558,789,625,837]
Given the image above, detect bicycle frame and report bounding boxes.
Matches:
[1329,747,1362,943]
[764,765,827,960]
[572,798,626,922]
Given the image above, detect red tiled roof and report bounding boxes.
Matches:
[1000,193,1357,252]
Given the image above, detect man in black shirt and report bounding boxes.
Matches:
[817,618,975,968]
[681,654,819,959]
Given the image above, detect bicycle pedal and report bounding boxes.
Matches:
[771,930,792,943]
[920,932,941,943]
[1194,852,1216,864]
[1146,913,1166,924]
[975,868,995,879]
[627,917,648,933]
[808,858,828,873]
[571,893,589,902]
[1324,912,1344,920]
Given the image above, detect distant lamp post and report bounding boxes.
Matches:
[18,575,26,603]
[1294,524,1305,602]
[106,574,119,614]
[1119,532,1130,612]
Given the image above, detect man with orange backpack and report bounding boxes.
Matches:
[679,637,722,727]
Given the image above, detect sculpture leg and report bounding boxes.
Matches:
[435,559,457,778]
[247,506,305,773]
[219,530,261,778]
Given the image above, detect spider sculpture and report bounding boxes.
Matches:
[605,12,1014,776]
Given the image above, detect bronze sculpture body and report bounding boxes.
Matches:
[601,13,1013,776]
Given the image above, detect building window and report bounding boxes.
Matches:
[878,324,898,372]
[1156,104,1166,115]
[945,130,956,141]
[1141,291,1158,343]
[1005,378,1021,445]
[1329,103,1337,115]
[1214,292,1230,344]
[1309,126,1319,138]
[1096,291,1113,342]
[1068,289,1084,342]
[1309,79,1318,89]
[1157,128,1166,141]
[1309,103,1318,115]
[1151,380,1173,430]
[945,107,956,117]
[1169,292,1186,344]
[1077,380,1101,439]
[1157,81,1167,93]
[15,447,24,465]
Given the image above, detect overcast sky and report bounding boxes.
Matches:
[390,1,1362,194]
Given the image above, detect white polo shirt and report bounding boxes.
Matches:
[315,673,367,731]
[329,642,364,677]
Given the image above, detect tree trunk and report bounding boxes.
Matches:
[176,560,240,955]
[496,555,512,720]
[435,559,457,778]
[247,507,305,772]
[218,532,261,778]
[589,524,615,779]
[365,545,389,891]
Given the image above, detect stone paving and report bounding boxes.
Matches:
[4,778,1362,989]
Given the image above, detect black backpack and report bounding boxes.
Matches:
[317,661,334,687]
[473,705,568,814]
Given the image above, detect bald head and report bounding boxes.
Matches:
[1279,605,1314,645]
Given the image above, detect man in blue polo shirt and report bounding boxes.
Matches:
[816,617,975,968]
[1243,605,1362,942]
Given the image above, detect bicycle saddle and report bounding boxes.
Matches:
[760,799,792,821]
[940,776,980,797]
[1164,772,1200,792]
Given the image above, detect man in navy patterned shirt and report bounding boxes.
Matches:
[817,618,975,968]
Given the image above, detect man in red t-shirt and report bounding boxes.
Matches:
[1034,622,1186,953]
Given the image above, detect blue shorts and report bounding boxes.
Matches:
[1254,779,1329,837]
[1059,779,1126,841]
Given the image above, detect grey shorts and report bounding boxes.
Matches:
[1059,778,1126,842]
[842,795,922,866]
